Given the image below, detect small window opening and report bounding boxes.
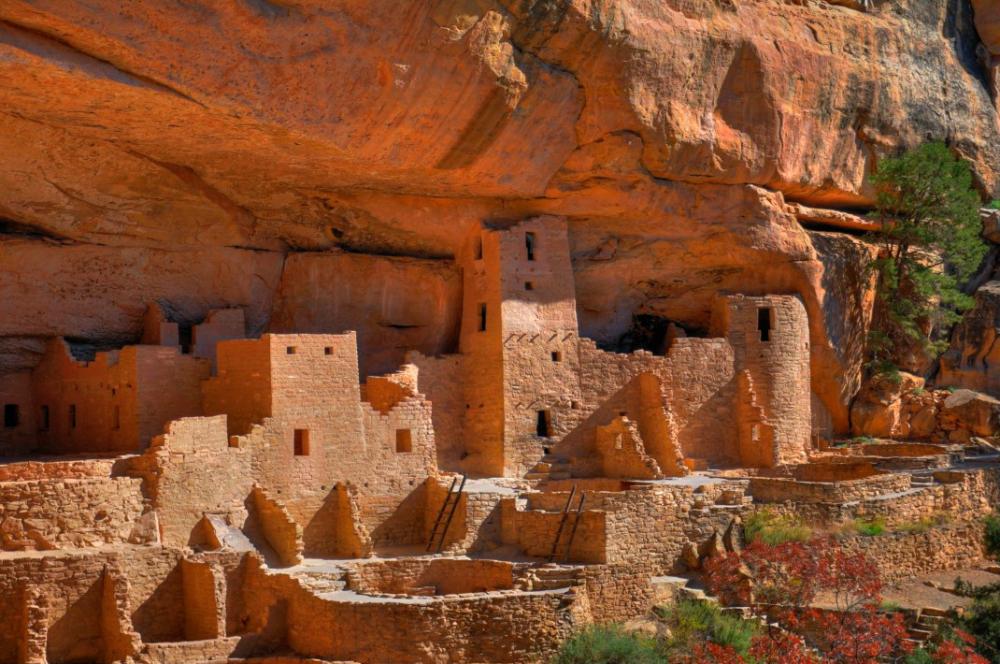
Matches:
[324,347,334,355]
[543,446,552,455]
[536,410,552,437]
[286,346,297,355]
[69,404,77,429]
[474,236,483,260]
[478,303,487,332]
[178,325,193,354]
[525,232,536,261]
[112,406,121,431]
[525,281,534,291]
[3,404,19,428]
[39,405,49,431]
[293,429,310,456]
[395,429,413,453]
[757,307,772,342]
[551,351,562,362]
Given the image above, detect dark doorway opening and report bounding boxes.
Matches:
[536,410,552,437]
[3,404,18,428]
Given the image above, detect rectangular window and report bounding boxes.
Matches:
[395,429,412,453]
[324,347,334,355]
[69,404,77,429]
[757,307,772,342]
[294,429,310,456]
[40,405,49,431]
[524,281,534,291]
[113,405,121,431]
[286,346,297,355]
[3,404,18,429]
[551,351,562,362]
[474,236,483,260]
[178,325,193,354]
[478,303,487,332]
[525,232,536,261]
[536,410,552,437]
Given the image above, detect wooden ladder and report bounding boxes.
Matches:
[426,475,466,553]
[548,484,577,563]
[561,493,586,563]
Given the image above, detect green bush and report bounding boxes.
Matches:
[744,510,812,545]
[852,516,887,537]
[896,512,950,535]
[986,514,1000,558]
[903,647,935,664]
[659,599,757,658]
[552,625,662,664]
[989,200,1000,210]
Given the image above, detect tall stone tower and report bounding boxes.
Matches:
[711,294,811,467]
[457,216,582,477]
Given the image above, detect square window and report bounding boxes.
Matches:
[324,347,334,355]
[294,429,310,455]
[525,281,534,291]
[551,351,562,362]
[395,429,413,453]
[3,404,18,429]
[286,346,297,355]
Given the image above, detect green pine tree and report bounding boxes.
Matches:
[866,142,987,373]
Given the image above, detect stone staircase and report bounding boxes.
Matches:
[293,568,348,596]
[525,455,572,481]
[908,473,937,488]
[906,607,949,645]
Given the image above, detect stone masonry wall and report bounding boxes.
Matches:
[0,476,149,551]
[0,371,34,454]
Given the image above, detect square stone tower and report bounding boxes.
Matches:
[457,216,582,476]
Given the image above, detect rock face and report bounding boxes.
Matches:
[851,374,1000,444]
[0,0,998,432]
[940,281,1000,396]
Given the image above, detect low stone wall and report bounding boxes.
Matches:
[345,558,514,596]
[763,466,1000,529]
[748,472,910,504]
[244,560,577,664]
[840,522,987,582]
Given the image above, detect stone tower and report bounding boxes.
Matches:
[457,216,582,477]
[711,294,811,467]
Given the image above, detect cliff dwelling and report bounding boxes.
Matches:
[2,1,1000,662]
